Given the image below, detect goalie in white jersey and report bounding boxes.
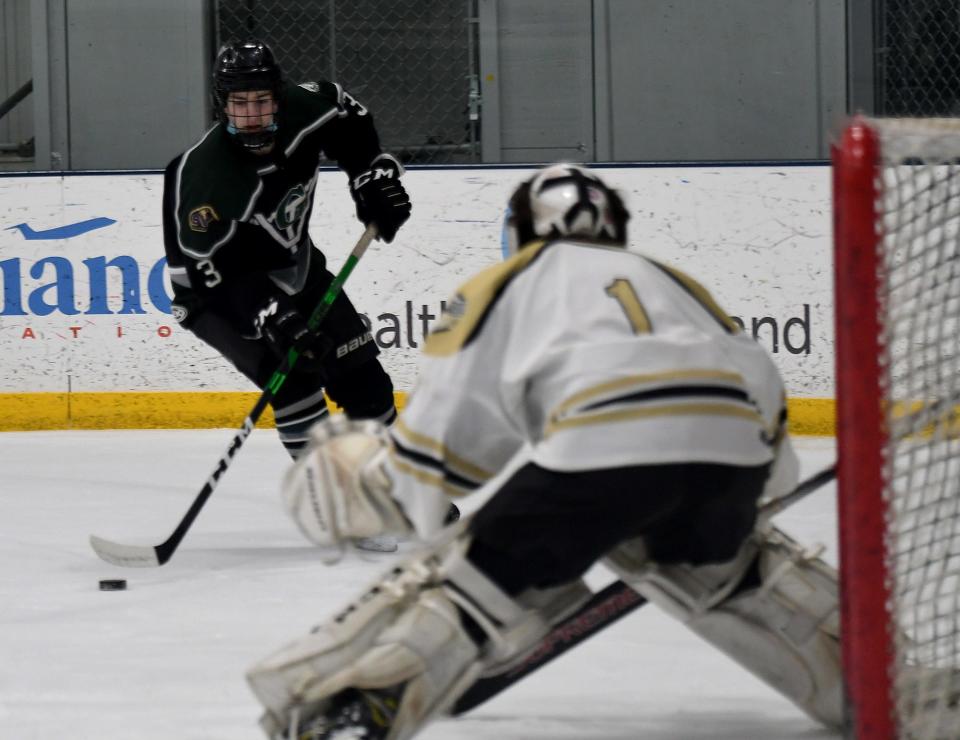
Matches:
[246,165,843,739]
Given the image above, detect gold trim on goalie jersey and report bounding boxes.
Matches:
[390,454,478,498]
[649,260,741,334]
[544,370,763,438]
[425,240,553,357]
[390,418,493,496]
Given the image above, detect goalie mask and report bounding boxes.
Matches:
[503,164,630,257]
[213,40,282,152]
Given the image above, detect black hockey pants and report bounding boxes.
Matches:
[467,461,770,596]
[186,265,395,458]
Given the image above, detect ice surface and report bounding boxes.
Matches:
[0,431,840,739]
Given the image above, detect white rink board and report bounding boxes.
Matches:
[0,166,832,396]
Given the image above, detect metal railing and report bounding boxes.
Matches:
[0,79,34,157]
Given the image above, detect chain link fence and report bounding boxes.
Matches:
[878,0,960,117]
[215,0,480,164]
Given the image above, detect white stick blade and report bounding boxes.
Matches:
[89,535,160,568]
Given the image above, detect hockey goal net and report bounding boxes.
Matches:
[833,117,960,739]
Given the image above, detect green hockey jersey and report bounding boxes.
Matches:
[162,80,384,331]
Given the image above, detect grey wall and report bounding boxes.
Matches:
[18,0,212,170]
[65,0,212,169]
[602,0,845,160]
[481,0,845,162]
[480,0,594,162]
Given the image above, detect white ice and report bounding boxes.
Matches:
[0,431,841,740]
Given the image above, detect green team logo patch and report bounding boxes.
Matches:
[276,185,308,230]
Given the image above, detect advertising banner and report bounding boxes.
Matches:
[0,165,833,431]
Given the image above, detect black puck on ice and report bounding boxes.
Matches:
[99,579,127,591]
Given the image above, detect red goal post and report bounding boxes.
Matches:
[833,117,960,739]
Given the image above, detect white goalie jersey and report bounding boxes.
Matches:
[388,238,793,536]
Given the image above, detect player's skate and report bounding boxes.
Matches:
[353,535,398,553]
[350,504,457,553]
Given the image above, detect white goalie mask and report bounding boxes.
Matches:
[503,163,629,257]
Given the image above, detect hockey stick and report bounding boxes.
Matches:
[90,224,379,568]
[452,463,837,715]
[451,577,645,715]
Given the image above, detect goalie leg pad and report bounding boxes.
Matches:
[247,534,593,740]
[439,536,593,673]
[247,555,481,740]
[606,526,843,729]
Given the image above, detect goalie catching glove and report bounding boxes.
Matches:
[350,153,411,243]
[281,415,412,561]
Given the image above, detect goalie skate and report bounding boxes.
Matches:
[284,686,402,740]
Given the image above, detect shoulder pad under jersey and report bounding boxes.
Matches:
[174,128,262,259]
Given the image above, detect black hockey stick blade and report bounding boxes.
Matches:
[452,581,646,715]
[451,464,837,715]
[89,225,378,568]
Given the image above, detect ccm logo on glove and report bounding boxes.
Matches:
[350,153,411,243]
[352,166,394,190]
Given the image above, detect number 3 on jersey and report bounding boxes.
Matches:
[197,259,223,288]
[605,278,651,334]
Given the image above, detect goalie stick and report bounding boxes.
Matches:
[452,463,837,715]
[89,225,379,568]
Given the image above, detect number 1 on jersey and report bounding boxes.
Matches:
[605,278,651,334]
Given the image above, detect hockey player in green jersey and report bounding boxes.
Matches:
[162,40,407,459]
[244,165,843,738]
[162,39,412,552]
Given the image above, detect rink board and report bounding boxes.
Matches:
[0,164,835,432]
[0,392,837,436]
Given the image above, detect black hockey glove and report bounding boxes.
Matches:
[253,298,331,372]
[350,154,411,243]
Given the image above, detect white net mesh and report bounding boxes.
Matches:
[873,117,960,738]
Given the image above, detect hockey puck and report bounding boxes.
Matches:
[99,579,127,591]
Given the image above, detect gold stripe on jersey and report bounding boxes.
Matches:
[650,260,741,334]
[605,278,653,334]
[549,369,747,424]
[393,418,493,484]
[545,401,764,438]
[424,240,553,357]
[390,452,472,497]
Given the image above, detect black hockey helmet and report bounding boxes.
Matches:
[212,40,283,151]
[503,164,630,257]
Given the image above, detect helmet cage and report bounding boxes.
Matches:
[504,164,629,257]
[213,41,282,151]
